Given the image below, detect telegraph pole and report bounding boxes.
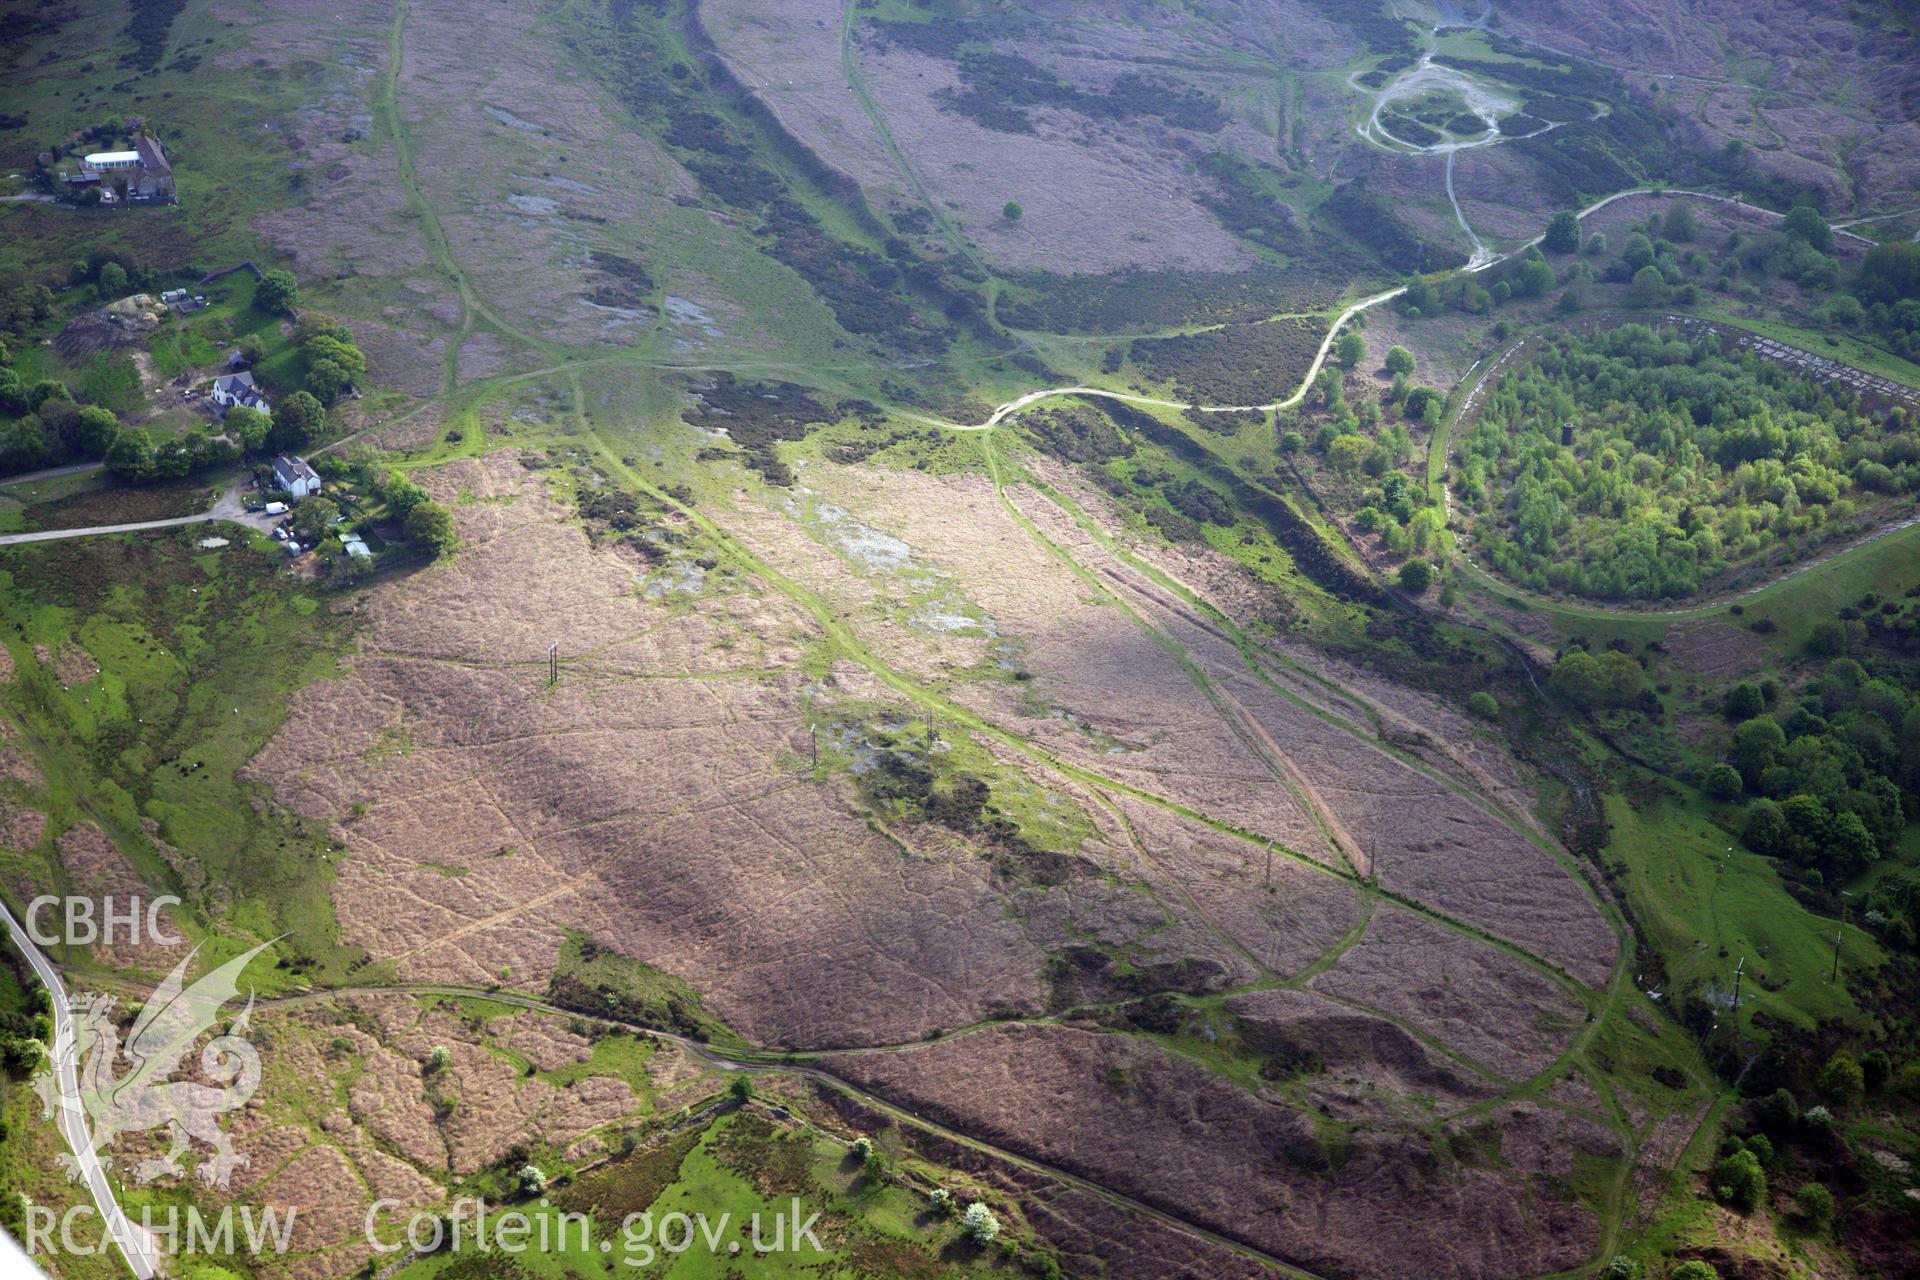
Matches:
[1264,840,1273,887]
[548,642,558,688]
[1730,957,1744,1016]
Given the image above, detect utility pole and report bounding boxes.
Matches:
[1730,956,1744,1016]
[548,642,558,688]
[810,724,818,768]
[1264,840,1272,887]
[1830,927,1843,984]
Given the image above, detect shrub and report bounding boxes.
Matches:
[1600,1258,1640,1280]
[1467,691,1499,720]
[1335,331,1366,368]
[1002,201,1023,222]
[405,501,458,559]
[517,1164,546,1195]
[1816,1053,1864,1105]
[1548,649,1643,708]
[960,1202,1000,1244]
[1671,1263,1717,1280]
[1543,211,1580,254]
[258,269,300,313]
[1702,763,1743,800]
[1383,345,1416,376]
[1723,683,1764,720]
[1794,1183,1833,1228]
[728,1075,752,1103]
[1802,1105,1832,1129]
[1397,559,1433,593]
[1713,1149,1764,1212]
[426,1045,450,1073]
[850,1136,872,1160]
[1757,1088,1799,1132]
[928,1189,953,1217]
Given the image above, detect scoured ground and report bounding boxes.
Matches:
[243,443,1633,1277]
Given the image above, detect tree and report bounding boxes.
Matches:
[1724,683,1765,720]
[1703,763,1744,800]
[406,501,458,558]
[1325,433,1371,473]
[1662,202,1698,242]
[928,1189,954,1217]
[1714,1148,1765,1213]
[1403,277,1435,313]
[1002,201,1022,222]
[1397,558,1433,593]
[270,391,325,452]
[1467,691,1499,720]
[1629,265,1669,308]
[1584,232,1607,257]
[1729,716,1786,788]
[104,426,156,483]
[517,1164,546,1195]
[426,1045,451,1073]
[1383,345,1416,376]
[1335,331,1366,368]
[1816,1052,1865,1105]
[292,496,340,544]
[1402,386,1444,423]
[97,261,128,296]
[258,269,299,313]
[1782,205,1833,254]
[1671,1263,1718,1280]
[728,1075,752,1103]
[224,405,271,454]
[960,1203,1000,1245]
[1548,650,1644,709]
[1794,1183,1833,1229]
[1756,1088,1799,1132]
[306,359,352,404]
[379,472,430,519]
[73,406,119,456]
[1805,620,1845,657]
[1516,257,1556,298]
[1855,241,1920,306]
[1543,211,1580,254]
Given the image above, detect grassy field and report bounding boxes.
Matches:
[0,530,356,986]
[1605,797,1882,1033]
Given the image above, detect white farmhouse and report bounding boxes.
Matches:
[270,455,323,499]
[211,370,270,416]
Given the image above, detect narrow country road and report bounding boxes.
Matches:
[0,902,161,1280]
[0,477,275,548]
[0,462,103,488]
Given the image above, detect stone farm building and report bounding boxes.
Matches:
[62,133,175,203]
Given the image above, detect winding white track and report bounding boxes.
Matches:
[0,902,160,1279]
